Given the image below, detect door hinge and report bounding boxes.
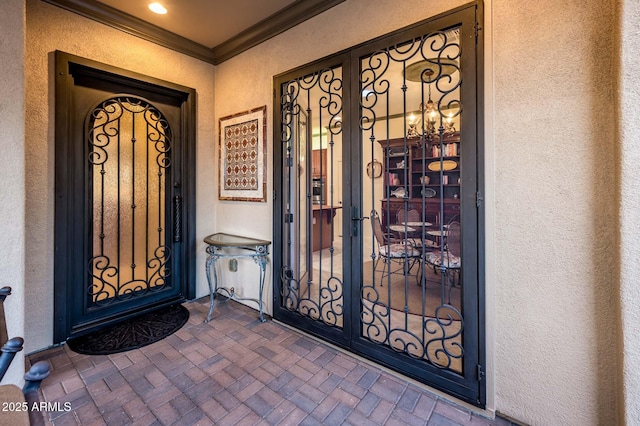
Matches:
[476,191,483,208]
[285,212,293,223]
[475,21,481,40]
[477,364,485,382]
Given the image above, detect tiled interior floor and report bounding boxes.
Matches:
[29,298,511,426]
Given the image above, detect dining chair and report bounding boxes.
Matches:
[422,218,461,301]
[372,211,421,286]
[396,208,420,224]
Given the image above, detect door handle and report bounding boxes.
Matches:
[173,195,182,242]
[351,207,369,237]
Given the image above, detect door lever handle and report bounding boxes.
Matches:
[351,207,369,237]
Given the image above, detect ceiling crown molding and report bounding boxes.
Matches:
[41,0,345,65]
[42,0,216,64]
[211,0,345,64]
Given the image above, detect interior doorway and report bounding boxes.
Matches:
[273,3,485,406]
[53,52,196,343]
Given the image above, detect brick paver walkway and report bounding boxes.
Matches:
[29,298,512,425]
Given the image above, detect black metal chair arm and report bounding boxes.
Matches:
[22,361,50,395]
[0,337,24,381]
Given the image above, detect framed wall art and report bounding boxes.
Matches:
[218,106,267,202]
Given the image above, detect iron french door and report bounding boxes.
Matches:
[274,3,483,407]
[274,54,352,346]
[54,52,196,342]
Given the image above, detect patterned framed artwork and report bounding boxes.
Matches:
[218,106,267,202]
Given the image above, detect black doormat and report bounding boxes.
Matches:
[66,304,189,355]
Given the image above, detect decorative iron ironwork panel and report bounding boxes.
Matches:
[359,29,465,373]
[280,66,345,328]
[87,97,172,306]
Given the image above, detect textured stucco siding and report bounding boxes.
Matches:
[0,0,26,385]
[618,0,640,424]
[493,0,617,424]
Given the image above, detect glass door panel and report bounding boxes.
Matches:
[89,98,171,305]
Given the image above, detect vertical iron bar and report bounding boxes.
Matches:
[99,164,105,256]
[316,88,323,311]
[117,113,121,292]
[439,100,446,304]
[305,103,313,301]
[158,151,162,248]
[131,109,136,283]
[385,89,391,339]
[420,74,427,345]
[402,60,409,329]
[146,121,149,284]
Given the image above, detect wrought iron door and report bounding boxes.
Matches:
[54,53,196,342]
[274,3,483,407]
[87,97,173,305]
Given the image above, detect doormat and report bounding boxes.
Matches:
[66,304,189,355]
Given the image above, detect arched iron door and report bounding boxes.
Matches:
[274,3,483,407]
[54,52,196,342]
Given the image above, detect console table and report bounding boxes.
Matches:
[203,233,271,322]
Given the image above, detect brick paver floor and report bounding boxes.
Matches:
[29,298,514,425]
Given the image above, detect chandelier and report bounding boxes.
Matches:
[404,60,457,141]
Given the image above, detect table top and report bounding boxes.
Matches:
[399,221,434,228]
[311,205,343,211]
[204,233,271,247]
[389,224,416,233]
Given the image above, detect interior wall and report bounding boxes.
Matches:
[24,0,217,352]
[492,0,617,424]
[0,0,26,385]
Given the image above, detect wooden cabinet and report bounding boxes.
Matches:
[312,205,342,251]
[377,133,461,226]
[311,149,327,177]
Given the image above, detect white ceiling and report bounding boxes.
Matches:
[97,0,298,48]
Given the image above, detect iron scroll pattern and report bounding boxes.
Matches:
[280,68,344,327]
[87,97,172,306]
[360,31,464,370]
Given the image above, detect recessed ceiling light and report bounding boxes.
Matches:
[148,2,167,14]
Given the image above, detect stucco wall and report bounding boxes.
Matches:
[618,0,640,424]
[492,0,617,424]
[215,0,619,423]
[24,0,216,352]
[0,0,26,385]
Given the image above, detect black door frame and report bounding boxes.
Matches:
[272,52,352,348]
[273,1,484,408]
[53,51,197,343]
[348,4,485,406]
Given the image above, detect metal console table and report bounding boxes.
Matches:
[204,233,271,322]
